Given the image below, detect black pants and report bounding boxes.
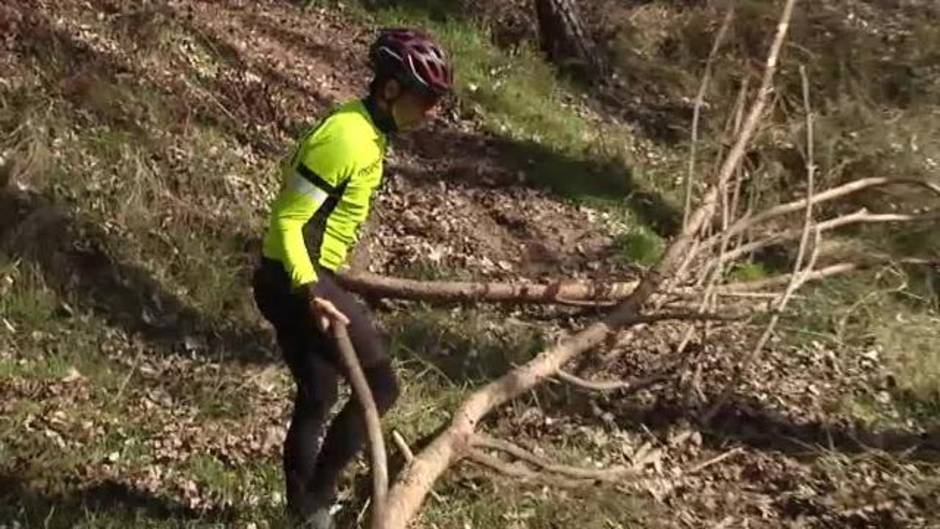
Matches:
[252,257,400,519]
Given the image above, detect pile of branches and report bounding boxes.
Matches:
[329,1,940,527]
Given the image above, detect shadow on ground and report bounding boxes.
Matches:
[400,123,683,237]
[0,475,234,528]
[596,391,940,465]
[0,187,273,364]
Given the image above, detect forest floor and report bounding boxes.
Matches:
[1,1,939,528]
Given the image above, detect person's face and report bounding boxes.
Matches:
[384,80,441,131]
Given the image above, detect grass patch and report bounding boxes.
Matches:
[423,475,659,529]
[727,261,770,283]
[386,306,545,385]
[786,268,940,427]
[874,311,940,407]
[0,354,74,381]
[612,227,664,268]
[0,260,59,329]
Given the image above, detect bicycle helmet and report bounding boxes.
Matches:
[369,28,453,98]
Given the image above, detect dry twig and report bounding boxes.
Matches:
[708,209,940,270]
[684,7,735,228]
[556,370,671,393]
[687,447,745,475]
[392,430,414,463]
[472,434,634,482]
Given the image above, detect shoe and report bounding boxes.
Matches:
[301,507,334,529]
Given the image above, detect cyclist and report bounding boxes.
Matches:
[252,28,453,528]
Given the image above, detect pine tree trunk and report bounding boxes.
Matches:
[533,0,603,78]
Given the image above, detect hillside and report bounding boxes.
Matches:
[2,1,939,528]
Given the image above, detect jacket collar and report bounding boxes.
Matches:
[363,95,397,135]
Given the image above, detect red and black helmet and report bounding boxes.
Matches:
[369,28,453,98]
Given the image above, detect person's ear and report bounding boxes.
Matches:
[383,78,403,101]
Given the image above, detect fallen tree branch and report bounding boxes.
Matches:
[472,433,634,482]
[333,324,388,529]
[381,2,798,526]
[720,261,857,292]
[392,430,443,504]
[338,271,639,305]
[704,228,822,424]
[720,257,940,295]
[341,263,865,308]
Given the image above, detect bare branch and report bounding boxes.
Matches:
[710,209,940,269]
[698,177,940,255]
[687,447,745,475]
[684,7,735,228]
[720,261,857,293]
[728,77,751,242]
[392,430,414,463]
[704,65,819,423]
[392,431,444,504]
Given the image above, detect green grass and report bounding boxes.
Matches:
[423,478,659,529]
[874,311,940,406]
[727,261,770,283]
[386,306,546,385]
[785,268,940,428]
[0,260,59,328]
[612,228,665,268]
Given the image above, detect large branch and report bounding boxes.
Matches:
[382,2,798,527]
[338,271,639,306]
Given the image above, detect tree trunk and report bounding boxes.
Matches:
[533,0,604,78]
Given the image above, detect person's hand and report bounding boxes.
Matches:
[309,296,350,333]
